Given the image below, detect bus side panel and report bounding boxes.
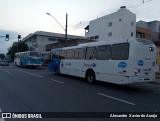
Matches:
[60,59,78,76]
[94,60,129,84]
[21,58,28,66]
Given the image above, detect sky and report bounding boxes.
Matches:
[0,0,160,54]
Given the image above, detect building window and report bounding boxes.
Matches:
[95,35,99,39]
[131,32,134,37]
[109,22,112,27]
[90,37,94,40]
[57,38,64,42]
[48,38,56,41]
[108,32,112,37]
[131,22,134,26]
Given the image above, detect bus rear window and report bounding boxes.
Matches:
[111,43,129,60]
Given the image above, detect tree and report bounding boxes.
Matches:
[7,41,28,61]
[0,53,5,60]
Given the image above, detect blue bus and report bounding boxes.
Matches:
[14,51,43,67]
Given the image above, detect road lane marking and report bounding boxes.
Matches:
[17,69,44,78]
[4,70,12,74]
[51,79,64,84]
[0,69,19,70]
[0,108,5,121]
[97,93,135,106]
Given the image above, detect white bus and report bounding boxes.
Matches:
[49,38,156,84]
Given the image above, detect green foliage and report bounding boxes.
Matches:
[0,53,5,60]
[7,41,28,61]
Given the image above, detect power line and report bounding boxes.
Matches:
[128,0,153,9]
[77,0,154,28]
[100,0,154,20]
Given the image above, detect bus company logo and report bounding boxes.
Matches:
[92,63,96,67]
[83,63,96,68]
[118,62,127,68]
[61,63,64,68]
[138,60,144,66]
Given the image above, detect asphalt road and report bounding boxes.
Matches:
[0,63,160,121]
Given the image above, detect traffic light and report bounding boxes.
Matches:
[18,35,21,41]
[5,34,9,41]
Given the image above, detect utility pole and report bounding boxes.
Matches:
[65,13,68,47]
[46,12,68,47]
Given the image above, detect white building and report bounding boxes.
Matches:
[23,31,84,54]
[85,6,136,41]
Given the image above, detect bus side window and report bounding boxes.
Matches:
[74,49,79,59]
[85,47,96,60]
[66,49,74,59]
[74,48,85,60]
[96,45,111,60]
[78,48,85,59]
[60,50,66,59]
[111,43,129,60]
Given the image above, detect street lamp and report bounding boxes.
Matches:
[46,12,68,47]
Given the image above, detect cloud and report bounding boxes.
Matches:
[0,29,19,54]
[72,21,89,30]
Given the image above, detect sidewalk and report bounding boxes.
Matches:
[153,72,160,85]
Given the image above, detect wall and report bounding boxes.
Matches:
[136,26,152,40]
[85,7,136,41]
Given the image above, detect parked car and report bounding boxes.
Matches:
[0,59,9,66]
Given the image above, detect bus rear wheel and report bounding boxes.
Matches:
[54,67,60,75]
[86,70,95,84]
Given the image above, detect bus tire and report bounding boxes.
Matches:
[86,70,95,84]
[54,67,60,75]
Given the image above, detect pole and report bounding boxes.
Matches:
[46,12,68,47]
[17,42,18,52]
[65,13,68,47]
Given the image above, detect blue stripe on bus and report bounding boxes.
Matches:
[49,59,61,72]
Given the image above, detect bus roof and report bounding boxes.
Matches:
[15,51,39,55]
[50,38,154,52]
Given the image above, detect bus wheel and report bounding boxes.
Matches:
[54,67,60,75]
[86,70,95,84]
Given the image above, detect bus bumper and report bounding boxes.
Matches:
[129,76,155,83]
